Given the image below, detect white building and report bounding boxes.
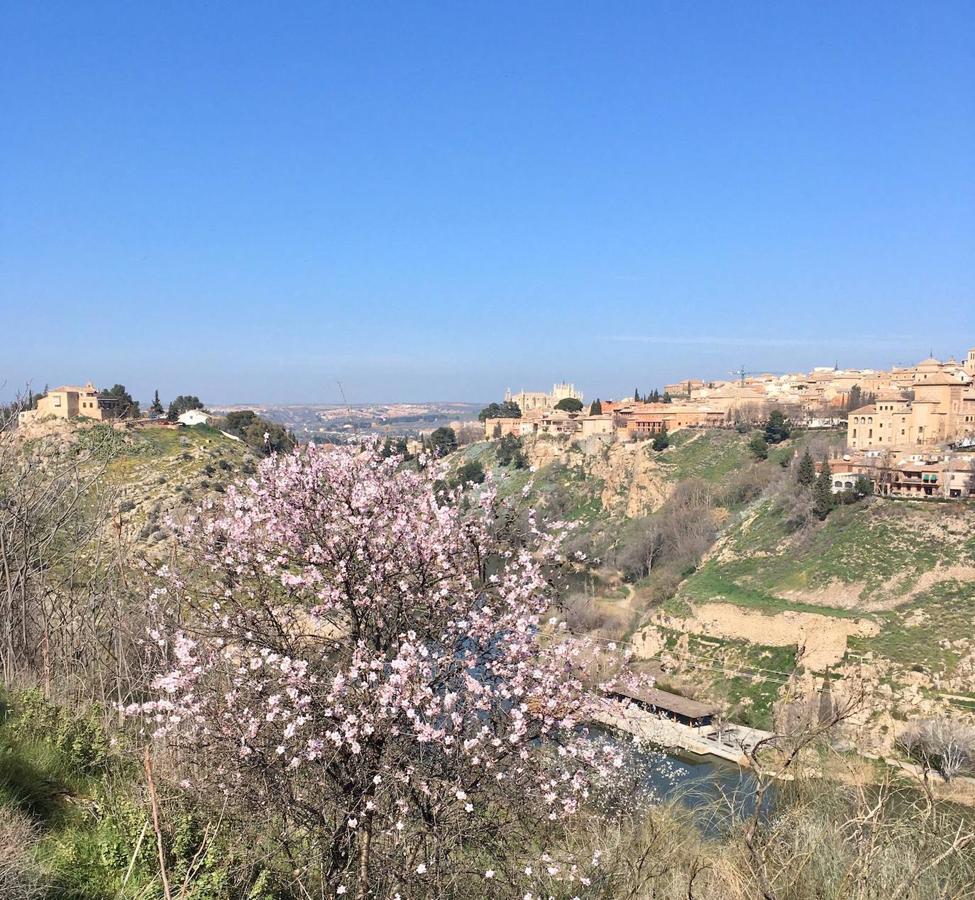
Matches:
[177,409,212,426]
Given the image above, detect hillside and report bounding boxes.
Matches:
[2,425,974,897]
[6,419,261,574]
[647,497,975,739]
[458,428,975,744]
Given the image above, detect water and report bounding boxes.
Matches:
[594,726,772,833]
[654,746,771,832]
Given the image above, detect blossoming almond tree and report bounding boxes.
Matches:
[136,443,633,897]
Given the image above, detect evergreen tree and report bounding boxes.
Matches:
[554,397,582,413]
[764,408,791,444]
[813,458,835,520]
[796,450,816,487]
[167,395,204,421]
[589,398,603,416]
[99,384,140,419]
[748,432,769,460]
[634,388,641,402]
[479,400,521,421]
[651,425,669,452]
[428,427,457,458]
[497,434,526,468]
[149,389,164,417]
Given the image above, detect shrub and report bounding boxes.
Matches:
[6,689,111,775]
[452,460,485,487]
[748,433,769,460]
[898,718,975,781]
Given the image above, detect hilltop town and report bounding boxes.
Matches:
[483,347,975,501]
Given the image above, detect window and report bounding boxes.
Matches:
[53,395,61,407]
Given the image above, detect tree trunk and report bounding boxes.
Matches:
[355,812,373,900]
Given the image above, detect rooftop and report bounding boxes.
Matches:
[610,685,715,720]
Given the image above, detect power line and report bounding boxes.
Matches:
[563,628,975,707]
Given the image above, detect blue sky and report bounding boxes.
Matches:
[2,2,973,404]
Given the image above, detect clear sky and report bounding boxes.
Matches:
[2,2,973,404]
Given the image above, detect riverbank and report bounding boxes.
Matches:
[595,697,773,765]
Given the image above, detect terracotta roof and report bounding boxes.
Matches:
[849,404,876,414]
[610,685,715,719]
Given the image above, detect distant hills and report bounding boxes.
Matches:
[208,401,482,442]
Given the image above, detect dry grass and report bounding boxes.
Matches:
[0,808,47,900]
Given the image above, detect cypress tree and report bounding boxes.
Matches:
[797,450,816,487]
[589,398,603,416]
[813,458,834,520]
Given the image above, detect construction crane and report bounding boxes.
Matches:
[337,380,356,442]
[729,366,784,386]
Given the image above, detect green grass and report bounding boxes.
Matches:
[680,565,865,619]
[685,495,968,614]
[0,690,281,899]
[656,431,752,484]
[654,628,797,730]
[848,579,975,674]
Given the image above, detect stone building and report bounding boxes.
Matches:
[613,403,725,441]
[847,352,975,451]
[18,382,107,425]
[504,382,582,413]
[832,452,975,500]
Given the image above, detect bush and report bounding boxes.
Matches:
[6,690,111,775]
[496,434,527,468]
[720,466,773,508]
[748,432,769,460]
[898,718,975,780]
[452,460,485,487]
